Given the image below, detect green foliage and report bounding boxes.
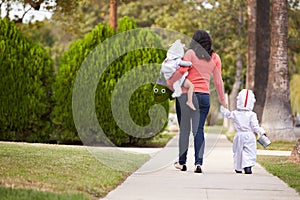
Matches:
[288,7,300,74]
[152,0,201,35]
[51,22,115,144]
[290,74,300,114]
[94,25,169,146]
[288,8,300,53]
[203,0,248,93]
[52,17,168,146]
[0,18,54,142]
[118,0,172,28]
[117,16,137,32]
[17,21,56,48]
[95,26,168,146]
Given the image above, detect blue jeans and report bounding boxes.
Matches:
[176,92,210,165]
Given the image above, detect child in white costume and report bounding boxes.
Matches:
[222,89,267,174]
[160,39,196,110]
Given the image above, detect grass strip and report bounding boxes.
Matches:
[0,187,89,200]
[257,155,300,194]
[0,142,149,199]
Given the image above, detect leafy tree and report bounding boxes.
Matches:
[17,20,56,48]
[288,6,300,74]
[52,17,168,145]
[0,18,54,142]
[51,21,115,144]
[110,0,117,31]
[118,0,177,28]
[246,0,256,90]
[95,18,168,146]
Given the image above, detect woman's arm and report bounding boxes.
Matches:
[212,53,226,107]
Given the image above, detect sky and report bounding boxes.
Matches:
[0,1,53,23]
[1,0,216,23]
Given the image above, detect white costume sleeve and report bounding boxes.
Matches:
[220,106,231,118]
[250,112,265,136]
[160,62,176,80]
[179,60,192,67]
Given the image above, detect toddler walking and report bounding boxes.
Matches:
[222,89,268,174]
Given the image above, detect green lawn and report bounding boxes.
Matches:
[257,156,300,194]
[0,142,149,199]
[0,127,298,199]
[0,187,89,200]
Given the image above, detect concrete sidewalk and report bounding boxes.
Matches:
[101,134,300,200]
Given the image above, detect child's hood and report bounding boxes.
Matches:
[166,39,185,60]
[236,89,256,111]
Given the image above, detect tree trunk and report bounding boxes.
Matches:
[246,0,256,91]
[228,54,243,132]
[262,0,295,141]
[290,138,300,163]
[253,0,270,122]
[110,0,118,31]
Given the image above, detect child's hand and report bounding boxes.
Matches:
[264,132,269,137]
[220,105,230,118]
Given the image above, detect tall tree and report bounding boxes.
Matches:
[226,1,247,132]
[246,0,256,91]
[253,0,270,121]
[110,0,117,31]
[262,0,295,141]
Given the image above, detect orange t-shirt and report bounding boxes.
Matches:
[167,50,226,106]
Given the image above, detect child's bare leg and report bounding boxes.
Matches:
[183,79,196,110]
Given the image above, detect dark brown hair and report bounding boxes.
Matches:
[189,30,214,60]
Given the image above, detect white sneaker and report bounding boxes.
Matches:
[174,162,187,171]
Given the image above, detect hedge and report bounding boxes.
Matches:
[0,18,54,142]
[52,17,169,146]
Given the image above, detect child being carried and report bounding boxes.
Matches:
[160,39,196,110]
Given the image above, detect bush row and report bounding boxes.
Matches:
[0,17,169,146]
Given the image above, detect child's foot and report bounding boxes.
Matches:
[244,167,252,174]
[174,162,187,171]
[186,102,196,110]
[235,170,242,173]
[194,164,202,173]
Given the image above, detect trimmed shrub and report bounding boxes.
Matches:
[0,18,54,142]
[51,22,115,144]
[52,17,169,146]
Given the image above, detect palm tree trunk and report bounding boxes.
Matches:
[253,0,270,121]
[262,0,295,141]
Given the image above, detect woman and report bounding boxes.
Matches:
[168,30,227,173]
